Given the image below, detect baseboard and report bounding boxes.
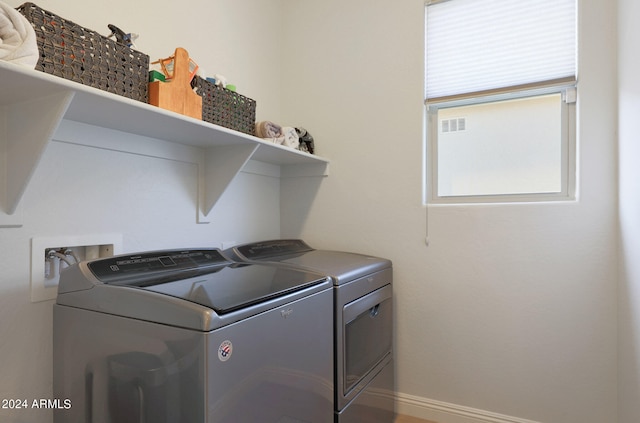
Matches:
[395,392,542,423]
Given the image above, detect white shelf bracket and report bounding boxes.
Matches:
[198,143,259,222]
[1,90,74,226]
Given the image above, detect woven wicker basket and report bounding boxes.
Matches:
[191,76,256,135]
[17,3,149,103]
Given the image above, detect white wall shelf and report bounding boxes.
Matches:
[0,62,329,227]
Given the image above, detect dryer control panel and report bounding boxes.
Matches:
[232,239,313,260]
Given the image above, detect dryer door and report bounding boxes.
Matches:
[340,284,393,406]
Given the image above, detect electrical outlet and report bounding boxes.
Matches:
[31,234,122,302]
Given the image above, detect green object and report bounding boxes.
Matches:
[149,70,165,82]
[226,84,236,92]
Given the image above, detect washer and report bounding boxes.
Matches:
[53,249,334,423]
[225,239,395,423]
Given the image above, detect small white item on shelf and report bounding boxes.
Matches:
[0,0,38,68]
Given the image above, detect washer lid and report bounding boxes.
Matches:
[140,263,327,315]
[58,249,330,331]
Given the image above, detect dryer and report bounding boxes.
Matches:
[53,249,334,423]
[225,239,395,423]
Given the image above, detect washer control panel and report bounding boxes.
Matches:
[88,249,227,285]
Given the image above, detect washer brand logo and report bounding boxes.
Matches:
[280,308,293,319]
[218,340,233,362]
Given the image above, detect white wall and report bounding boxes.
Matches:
[280,1,619,422]
[1,1,628,423]
[0,1,284,422]
[617,1,640,422]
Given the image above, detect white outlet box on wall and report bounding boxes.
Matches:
[31,234,123,302]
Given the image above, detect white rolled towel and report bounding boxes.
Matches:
[0,1,38,68]
[281,127,299,149]
[255,121,283,139]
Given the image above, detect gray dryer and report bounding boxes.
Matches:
[225,239,395,423]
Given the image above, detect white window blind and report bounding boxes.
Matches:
[425,0,577,102]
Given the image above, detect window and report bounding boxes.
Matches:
[424,0,577,203]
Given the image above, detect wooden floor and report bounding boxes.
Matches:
[395,415,437,423]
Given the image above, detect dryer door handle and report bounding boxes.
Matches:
[343,284,392,324]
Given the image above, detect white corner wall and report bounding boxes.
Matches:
[617,0,640,422]
[1,1,628,422]
[0,1,285,422]
[280,1,619,422]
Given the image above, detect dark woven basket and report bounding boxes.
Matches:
[191,76,256,135]
[17,3,149,103]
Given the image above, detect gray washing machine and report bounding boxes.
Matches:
[224,239,395,423]
[53,249,334,423]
